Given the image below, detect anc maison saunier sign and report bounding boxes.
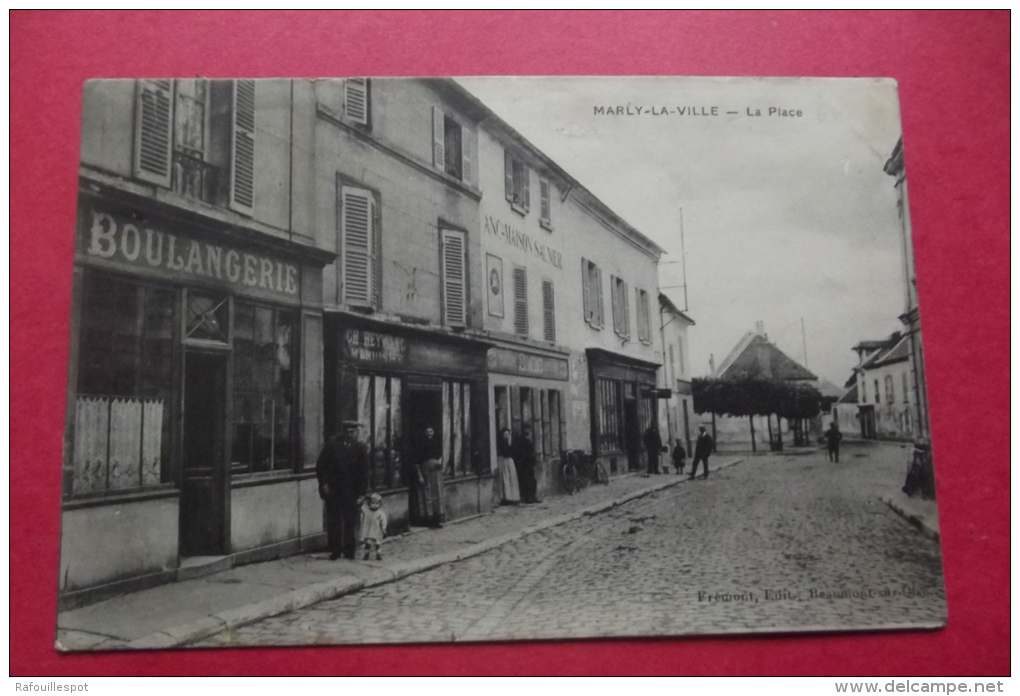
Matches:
[78,208,301,301]
[487,347,569,381]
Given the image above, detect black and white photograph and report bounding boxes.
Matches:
[56,76,946,650]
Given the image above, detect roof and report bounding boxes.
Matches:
[658,293,695,325]
[715,332,817,382]
[852,340,888,353]
[838,383,858,404]
[815,378,845,399]
[860,333,910,370]
[441,78,667,259]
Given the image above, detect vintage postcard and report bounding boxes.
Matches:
[56,76,945,650]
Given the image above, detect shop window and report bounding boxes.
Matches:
[581,258,604,329]
[636,288,651,343]
[542,280,556,343]
[595,378,623,453]
[885,375,895,404]
[133,79,256,214]
[442,381,473,477]
[343,78,369,126]
[440,228,467,327]
[356,373,403,490]
[504,150,530,213]
[611,275,631,339]
[494,386,510,432]
[339,185,380,310]
[74,273,176,495]
[539,178,552,229]
[231,303,295,473]
[513,267,528,337]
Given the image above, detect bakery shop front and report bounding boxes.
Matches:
[323,312,492,533]
[587,348,661,476]
[60,195,334,607]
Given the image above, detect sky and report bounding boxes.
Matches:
[458,76,907,387]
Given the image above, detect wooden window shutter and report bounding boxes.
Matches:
[432,106,445,170]
[134,79,174,187]
[539,178,551,225]
[340,186,374,308]
[504,149,514,202]
[344,78,369,125]
[461,127,474,186]
[441,228,467,327]
[595,265,604,328]
[229,79,256,215]
[581,258,591,325]
[522,165,531,211]
[372,199,382,310]
[623,281,631,338]
[611,275,620,334]
[542,280,556,343]
[513,267,528,336]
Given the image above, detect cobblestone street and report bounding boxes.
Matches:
[197,441,945,647]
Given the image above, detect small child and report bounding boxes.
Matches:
[360,493,388,561]
[672,440,687,475]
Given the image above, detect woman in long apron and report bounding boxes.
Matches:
[411,425,446,528]
[496,427,521,505]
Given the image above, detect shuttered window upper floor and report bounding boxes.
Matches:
[131,79,258,216]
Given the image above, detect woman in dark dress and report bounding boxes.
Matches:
[410,426,445,527]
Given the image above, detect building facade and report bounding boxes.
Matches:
[308,79,492,531]
[473,98,666,492]
[658,293,696,455]
[61,77,670,604]
[852,333,914,441]
[63,79,334,606]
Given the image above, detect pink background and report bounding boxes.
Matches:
[11,11,1009,676]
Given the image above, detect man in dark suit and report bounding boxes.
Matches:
[643,425,663,476]
[689,425,714,480]
[316,420,369,560]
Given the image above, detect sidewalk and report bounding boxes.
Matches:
[57,455,743,651]
[881,489,940,542]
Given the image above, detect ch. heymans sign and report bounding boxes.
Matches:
[79,209,300,300]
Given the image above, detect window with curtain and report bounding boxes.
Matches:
[443,380,473,477]
[231,303,295,473]
[75,272,176,495]
[355,372,403,491]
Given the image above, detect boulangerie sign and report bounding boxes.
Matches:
[57,76,945,651]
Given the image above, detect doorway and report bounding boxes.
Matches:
[180,351,229,556]
[624,397,640,472]
[407,387,443,461]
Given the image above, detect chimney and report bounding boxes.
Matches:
[755,321,765,337]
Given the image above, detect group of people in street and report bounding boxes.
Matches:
[643,424,715,480]
[315,420,447,562]
[496,425,541,505]
[316,415,732,562]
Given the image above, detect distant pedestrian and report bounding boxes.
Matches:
[643,425,663,476]
[825,422,843,463]
[316,421,369,560]
[689,426,714,480]
[516,425,540,504]
[496,427,521,505]
[359,492,388,561]
[672,439,687,475]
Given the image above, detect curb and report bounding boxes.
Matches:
[880,494,940,542]
[125,456,744,649]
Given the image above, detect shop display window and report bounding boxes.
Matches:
[74,272,176,495]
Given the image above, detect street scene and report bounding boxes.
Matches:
[57,76,945,649]
[195,441,944,646]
